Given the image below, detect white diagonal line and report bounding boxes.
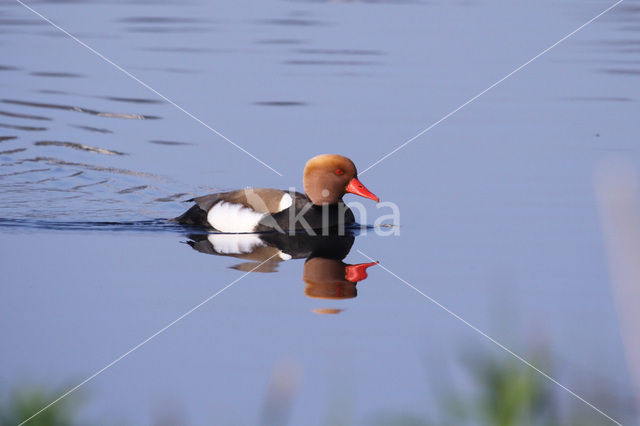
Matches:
[18,251,282,426]
[359,0,624,176]
[357,249,622,426]
[15,0,283,177]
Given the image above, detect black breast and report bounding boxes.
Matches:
[256,194,356,234]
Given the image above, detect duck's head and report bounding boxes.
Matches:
[303,154,379,205]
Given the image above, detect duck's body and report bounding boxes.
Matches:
[174,154,378,233]
[175,188,355,233]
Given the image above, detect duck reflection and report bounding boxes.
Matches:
[185,232,377,311]
[303,257,375,300]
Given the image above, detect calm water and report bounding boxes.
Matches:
[1,0,639,424]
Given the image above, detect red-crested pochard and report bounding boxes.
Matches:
[174,154,379,233]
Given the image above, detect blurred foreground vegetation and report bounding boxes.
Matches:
[370,346,625,426]
[3,344,630,425]
[0,387,81,426]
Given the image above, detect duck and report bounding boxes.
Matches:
[174,154,379,233]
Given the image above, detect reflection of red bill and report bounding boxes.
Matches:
[346,178,379,202]
[345,261,378,282]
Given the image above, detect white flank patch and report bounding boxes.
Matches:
[278,193,293,211]
[278,251,292,260]
[207,233,265,254]
[207,202,266,232]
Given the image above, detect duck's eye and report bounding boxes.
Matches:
[335,168,344,175]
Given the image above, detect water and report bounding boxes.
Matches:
[1,0,639,424]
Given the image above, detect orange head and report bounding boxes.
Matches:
[303,154,379,205]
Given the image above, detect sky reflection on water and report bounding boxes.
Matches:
[1,0,639,424]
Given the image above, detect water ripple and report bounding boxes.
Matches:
[117,16,210,24]
[2,99,160,120]
[294,48,383,56]
[259,18,327,27]
[0,148,26,155]
[154,193,189,202]
[30,71,85,78]
[0,19,44,27]
[34,141,126,156]
[0,109,51,120]
[71,179,110,190]
[70,124,114,134]
[283,59,380,66]
[125,26,213,34]
[0,218,187,233]
[101,96,163,104]
[0,168,51,178]
[10,157,159,178]
[0,122,47,131]
[599,68,640,76]
[148,140,192,146]
[118,185,152,194]
[254,101,307,107]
